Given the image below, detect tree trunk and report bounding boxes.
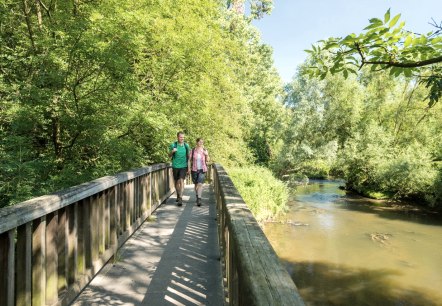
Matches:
[22,0,36,50]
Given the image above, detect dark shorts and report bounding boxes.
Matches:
[191,170,205,184]
[173,167,187,181]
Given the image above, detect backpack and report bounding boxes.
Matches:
[172,141,189,161]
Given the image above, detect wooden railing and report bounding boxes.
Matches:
[212,164,305,306]
[0,163,174,306]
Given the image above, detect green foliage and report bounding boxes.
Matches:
[279,64,442,207]
[0,0,285,208]
[227,165,288,221]
[306,9,442,107]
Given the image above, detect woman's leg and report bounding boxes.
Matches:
[196,183,203,198]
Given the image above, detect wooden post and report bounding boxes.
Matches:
[0,230,15,306]
[57,208,67,292]
[83,197,92,269]
[124,182,129,231]
[109,186,117,250]
[140,174,147,216]
[32,216,46,306]
[149,172,152,215]
[77,200,85,276]
[117,183,123,236]
[16,223,32,306]
[153,171,159,209]
[45,212,58,305]
[160,168,165,198]
[98,192,105,255]
[135,177,139,219]
[105,189,110,249]
[67,204,77,286]
[129,180,134,224]
[90,196,99,265]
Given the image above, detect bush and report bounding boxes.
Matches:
[227,166,289,221]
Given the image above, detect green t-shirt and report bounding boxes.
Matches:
[169,142,189,168]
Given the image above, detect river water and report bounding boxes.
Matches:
[262,180,442,306]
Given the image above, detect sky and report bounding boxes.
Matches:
[252,0,442,83]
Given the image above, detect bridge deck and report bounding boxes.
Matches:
[72,185,225,306]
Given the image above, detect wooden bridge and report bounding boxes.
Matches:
[0,163,305,305]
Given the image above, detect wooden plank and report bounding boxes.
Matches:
[67,204,78,286]
[98,192,105,255]
[153,171,159,210]
[134,177,139,220]
[7,230,14,306]
[32,217,46,306]
[109,186,117,249]
[0,232,8,306]
[0,164,171,235]
[83,198,92,269]
[159,169,164,197]
[77,200,85,275]
[117,183,123,235]
[104,189,110,249]
[129,180,134,224]
[140,175,147,216]
[148,173,152,215]
[122,183,127,232]
[57,207,67,292]
[168,167,174,193]
[16,223,32,306]
[0,230,15,306]
[45,212,58,305]
[90,196,99,263]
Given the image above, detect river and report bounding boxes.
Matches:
[262,180,442,306]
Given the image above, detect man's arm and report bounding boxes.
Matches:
[168,144,176,158]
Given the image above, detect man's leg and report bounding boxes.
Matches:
[173,168,181,204]
[175,179,182,206]
[175,179,181,197]
[176,168,187,206]
[177,178,185,196]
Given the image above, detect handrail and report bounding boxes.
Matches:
[212,164,305,306]
[0,163,174,306]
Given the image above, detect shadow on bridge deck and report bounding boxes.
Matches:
[72,185,225,306]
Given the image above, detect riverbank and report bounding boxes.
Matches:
[337,187,442,219]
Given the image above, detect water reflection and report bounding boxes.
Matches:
[282,260,440,306]
[263,180,442,306]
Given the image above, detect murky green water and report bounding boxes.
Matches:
[262,180,442,306]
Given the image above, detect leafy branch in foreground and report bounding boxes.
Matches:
[306,9,442,107]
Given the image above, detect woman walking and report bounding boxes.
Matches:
[188,138,209,206]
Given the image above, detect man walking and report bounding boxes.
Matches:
[169,131,190,206]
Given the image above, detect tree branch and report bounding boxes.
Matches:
[363,55,442,68]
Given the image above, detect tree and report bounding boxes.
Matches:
[0,0,285,207]
[307,9,442,107]
[226,0,273,19]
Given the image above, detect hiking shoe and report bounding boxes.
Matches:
[197,198,201,207]
[177,197,182,206]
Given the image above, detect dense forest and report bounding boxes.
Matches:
[1,1,441,211]
[0,0,284,208]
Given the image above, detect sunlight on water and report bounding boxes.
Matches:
[263,180,442,306]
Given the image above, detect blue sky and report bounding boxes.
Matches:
[253,0,442,82]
